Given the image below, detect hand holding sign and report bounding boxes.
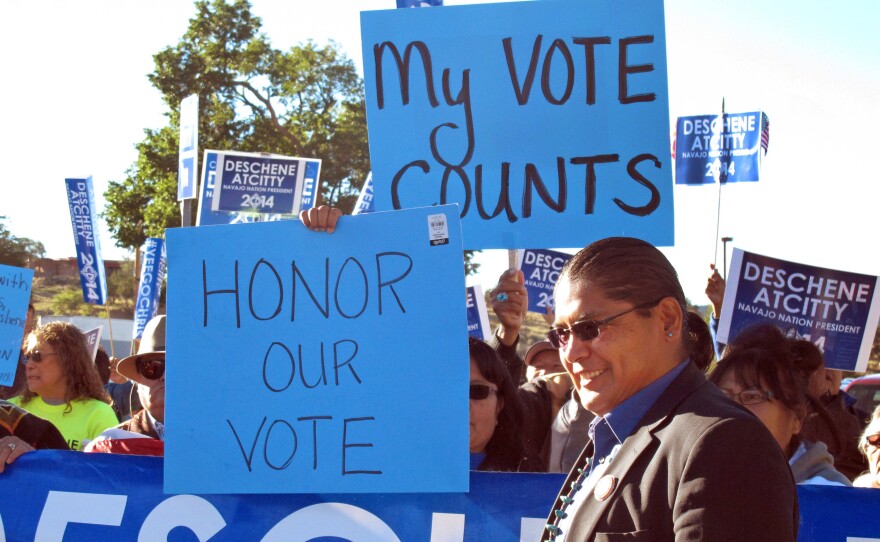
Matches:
[705,264,726,318]
[299,205,343,233]
[490,269,528,347]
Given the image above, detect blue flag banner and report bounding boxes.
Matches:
[397,0,443,7]
[466,285,490,341]
[178,94,199,200]
[0,451,876,542]
[198,150,318,225]
[65,177,108,305]
[0,264,33,387]
[210,151,321,215]
[165,206,468,494]
[717,248,880,371]
[674,111,763,184]
[132,238,167,340]
[361,0,673,250]
[352,172,376,215]
[517,249,572,314]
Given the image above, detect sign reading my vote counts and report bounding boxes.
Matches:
[718,249,880,372]
[361,0,673,250]
[165,205,469,494]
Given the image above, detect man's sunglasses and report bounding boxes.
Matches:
[470,384,500,400]
[24,350,60,363]
[136,358,165,380]
[866,433,880,447]
[546,298,663,349]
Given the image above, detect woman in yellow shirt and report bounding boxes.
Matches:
[10,321,117,451]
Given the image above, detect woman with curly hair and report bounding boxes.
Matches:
[10,321,117,451]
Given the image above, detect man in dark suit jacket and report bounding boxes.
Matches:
[541,238,798,541]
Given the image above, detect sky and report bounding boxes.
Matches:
[1,0,878,305]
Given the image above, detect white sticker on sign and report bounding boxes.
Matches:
[427,214,449,246]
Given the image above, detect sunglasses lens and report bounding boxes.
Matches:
[547,328,568,349]
[469,384,490,400]
[571,321,600,342]
[868,434,880,447]
[137,359,165,380]
[25,351,42,363]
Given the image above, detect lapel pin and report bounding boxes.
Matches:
[594,475,617,501]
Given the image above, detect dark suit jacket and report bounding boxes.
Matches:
[542,363,798,541]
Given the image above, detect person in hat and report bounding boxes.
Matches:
[85,315,166,456]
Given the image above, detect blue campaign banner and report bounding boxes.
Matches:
[0,264,33,387]
[65,177,108,305]
[165,205,468,494]
[210,152,320,215]
[0,451,561,541]
[132,238,167,340]
[466,284,490,341]
[1,452,877,542]
[397,0,443,7]
[197,150,318,226]
[361,0,673,250]
[518,248,572,314]
[674,111,763,184]
[352,172,376,215]
[178,94,199,200]
[718,249,880,372]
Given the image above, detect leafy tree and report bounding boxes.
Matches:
[103,0,369,251]
[50,287,98,317]
[108,260,137,311]
[0,217,46,268]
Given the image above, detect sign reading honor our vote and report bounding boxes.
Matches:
[0,264,33,387]
[361,0,674,250]
[210,150,321,216]
[165,205,468,494]
[718,249,880,372]
[674,111,764,184]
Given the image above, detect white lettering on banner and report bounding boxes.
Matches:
[466,290,475,308]
[140,495,226,541]
[430,512,465,542]
[521,518,547,542]
[79,253,101,301]
[260,502,401,542]
[848,538,880,542]
[34,491,127,541]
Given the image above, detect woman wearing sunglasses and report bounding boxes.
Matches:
[468,337,541,472]
[709,325,850,486]
[854,406,880,488]
[10,321,118,451]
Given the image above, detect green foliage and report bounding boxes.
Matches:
[0,217,45,268]
[103,0,369,251]
[107,261,136,311]
[50,287,98,317]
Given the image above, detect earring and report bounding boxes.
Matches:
[666,332,673,337]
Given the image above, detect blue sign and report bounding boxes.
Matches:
[397,0,443,7]
[178,94,199,200]
[198,151,319,224]
[211,152,320,215]
[65,177,108,305]
[361,0,673,250]
[352,172,376,215]
[466,285,490,341]
[674,111,763,184]
[165,205,468,494]
[718,248,880,371]
[1,451,876,542]
[518,249,572,313]
[0,264,33,387]
[132,238,167,340]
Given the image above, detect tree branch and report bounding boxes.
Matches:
[233,80,301,150]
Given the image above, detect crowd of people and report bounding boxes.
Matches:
[2,207,880,540]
